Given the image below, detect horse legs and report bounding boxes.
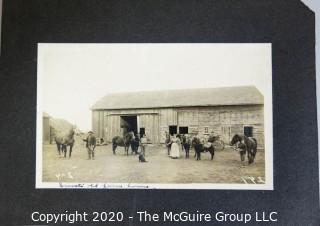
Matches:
[56,143,61,155]
[69,145,73,158]
[210,150,214,160]
[196,151,200,160]
[211,146,215,159]
[249,149,256,164]
[240,152,245,162]
[185,146,189,158]
[87,148,91,160]
[62,145,67,158]
[131,143,138,155]
[248,150,253,164]
[112,143,117,155]
[252,148,257,162]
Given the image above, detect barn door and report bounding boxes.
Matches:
[107,115,121,141]
[221,126,231,143]
[138,114,160,143]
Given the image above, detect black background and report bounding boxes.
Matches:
[0,0,319,225]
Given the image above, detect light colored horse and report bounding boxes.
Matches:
[55,128,75,158]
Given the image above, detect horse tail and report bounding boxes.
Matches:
[251,137,257,146]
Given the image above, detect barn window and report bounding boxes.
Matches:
[179,127,188,134]
[169,125,177,135]
[244,126,253,137]
[139,128,145,137]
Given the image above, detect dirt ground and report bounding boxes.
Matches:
[42,136,265,185]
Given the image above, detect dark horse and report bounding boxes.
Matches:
[181,135,191,158]
[230,134,257,164]
[192,137,215,160]
[55,129,75,158]
[112,132,134,155]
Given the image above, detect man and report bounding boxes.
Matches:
[131,133,140,154]
[165,131,172,156]
[83,131,96,160]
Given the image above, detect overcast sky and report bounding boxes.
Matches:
[38,43,272,131]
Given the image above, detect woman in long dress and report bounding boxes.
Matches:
[170,134,180,159]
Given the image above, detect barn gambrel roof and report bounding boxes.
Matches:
[91,86,264,110]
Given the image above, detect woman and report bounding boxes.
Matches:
[170,134,181,159]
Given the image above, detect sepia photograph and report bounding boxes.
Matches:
[36,43,272,189]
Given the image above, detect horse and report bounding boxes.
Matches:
[181,134,191,158]
[230,134,257,164]
[192,137,215,160]
[83,132,96,160]
[54,128,75,158]
[112,132,134,155]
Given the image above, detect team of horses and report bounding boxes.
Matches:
[53,129,258,165]
[166,133,257,164]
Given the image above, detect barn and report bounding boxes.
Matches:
[91,86,264,148]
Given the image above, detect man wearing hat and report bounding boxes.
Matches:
[83,131,96,160]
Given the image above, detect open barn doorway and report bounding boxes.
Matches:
[120,116,138,135]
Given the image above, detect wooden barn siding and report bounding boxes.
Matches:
[106,115,121,141]
[92,110,105,138]
[159,109,177,143]
[139,114,160,143]
[99,111,105,138]
[92,111,99,136]
[177,105,264,148]
[94,105,264,148]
